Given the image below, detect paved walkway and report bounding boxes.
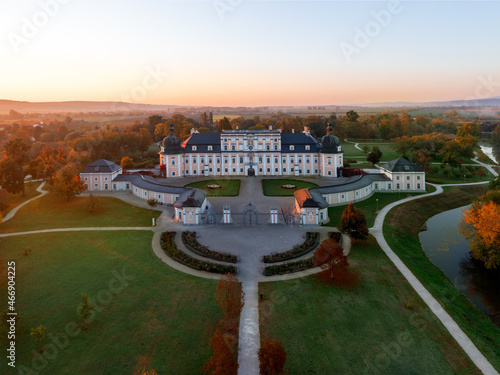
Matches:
[2,181,48,222]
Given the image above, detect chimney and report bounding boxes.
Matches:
[269,125,273,130]
[303,126,309,134]
[236,125,239,130]
[292,129,295,133]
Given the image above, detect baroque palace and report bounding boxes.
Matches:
[159,123,343,178]
[80,123,426,226]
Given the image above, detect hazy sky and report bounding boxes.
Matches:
[1,0,499,106]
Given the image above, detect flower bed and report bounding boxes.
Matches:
[206,184,222,189]
[262,232,320,263]
[160,232,237,275]
[281,184,296,189]
[263,258,315,276]
[182,231,238,263]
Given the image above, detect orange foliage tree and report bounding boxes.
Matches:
[460,195,500,269]
[339,203,369,240]
[52,163,86,201]
[202,329,238,375]
[313,238,348,279]
[215,273,244,320]
[258,337,286,375]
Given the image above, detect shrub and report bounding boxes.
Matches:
[87,193,101,213]
[262,232,319,263]
[182,231,237,263]
[161,232,236,274]
[263,259,314,276]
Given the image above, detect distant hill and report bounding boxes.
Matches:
[0,100,177,114]
[361,96,500,108]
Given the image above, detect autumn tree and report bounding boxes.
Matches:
[217,117,232,133]
[460,192,500,269]
[215,273,244,321]
[413,149,432,174]
[0,138,31,194]
[133,353,157,375]
[345,110,359,123]
[53,163,86,201]
[258,337,286,375]
[202,329,238,375]
[339,203,369,240]
[313,238,348,279]
[121,156,134,169]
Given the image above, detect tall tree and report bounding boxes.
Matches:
[460,192,500,269]
[367,151,380,166]
[1,138,31,194]
[202,329,238,375]
[214,273,244,320]
[313,238,348,279]
[217,117,232,133]
[52,163,86,201]
[345,110,359,123]
[0,159,24,194]
[258,337,287,375]
[146,115,164,135]
[339,203,369,240]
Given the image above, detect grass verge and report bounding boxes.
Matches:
[384,184,500,370]
[262,179,318,196]
[259,236,481,374]
[0,192,161,233]
[0,231,221,375]
[185,179,241,196]
[1,181,42,217]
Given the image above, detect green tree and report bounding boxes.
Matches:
[345,110,359,123]
[367,151,380,165]
[77,293,95,329]
[1,138,31,194]
[339,203,369,240]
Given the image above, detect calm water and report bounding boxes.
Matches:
[479,143,499,164]
[419,205,500,327]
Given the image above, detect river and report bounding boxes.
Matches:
[479,143,499,164]
[419,205,500,327]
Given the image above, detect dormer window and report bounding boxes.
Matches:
[290,145,294,151]
[208,145,213,151]
[305,145,310,151]
[192,146,197,151]
[95,166,99,171]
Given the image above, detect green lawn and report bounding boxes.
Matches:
[0,193,161,233]
[326,191,429,227]
[1,181,42,217]
[261,179,318,196]
[259,236,480,375]
[185,179,241,196]
[425,166,493,184]
[0,231,221,375]
[384,184,500,371]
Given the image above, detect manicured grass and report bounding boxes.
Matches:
[1,181,42,217]
[425,166,493,184]
[259,236,480,375]
[326,191,428,227]
[340,141,364,157]
[0,193,161,233]
[342,141,400,162]
[262,179,318,196]
[384,185,500,371]
[0,231,221,375]
[185,179,241,196]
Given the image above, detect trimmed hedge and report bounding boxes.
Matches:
[182,231,238,263]
[262,232,320,263]
[160,231,237,275]
[263,259,315,276]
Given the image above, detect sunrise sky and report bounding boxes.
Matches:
[1,0,499,107]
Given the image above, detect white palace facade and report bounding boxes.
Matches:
[159,123,343,178]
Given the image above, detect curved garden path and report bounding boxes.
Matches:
[2,181,48,222]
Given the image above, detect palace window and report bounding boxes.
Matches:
[217,168,220,172]
[417,183,421,189]
[283,168,286,172]
[267,157,270,163]
[396,176,400,180]
[209,158,212,163]
[274,138,278,143]
[208,146,213,151]
[299,158,302,163]
[84,177,88,181]
[275,158,278,163]
[407,183,410,189]
[233,168,236,173]
[417,176,421,180]
[224,146,228,150]
[290,145,294,151]
[305,145,310,150]
[201,158,204,163]
[307,169,310,174]
[274,145,278,150]
[193,157,197,163]
[192,146,197,151]
[240,157,243,163]
[291,158,294,163]
[275,168,278,172]
[224,158,228,163]
[314,158,318,163]
[327,158,331,165]
[341,194,345,199]
[217,158,220,164]
[172,172,175,176]
[172,159,175,165]
[407,176,410,180]
[104,184,108,190]
[327,171,331,176]
[396,183,400,189]
[104,177,108,181]
[314,169,318,174]
[267,168,270,173]
[232,157,236,163]
[240,168,243,172]
[94,177,98,181]
[232,145,235,151]
[375,183,378,189]
[224,168,228,173]
[259,168,263,173]
[266,145,270,150]
[306,158,310,164]
[259,157,263,163]
[193,170,197,174]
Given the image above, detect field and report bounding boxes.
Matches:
[0,193,161,233]
[261,179,318,196]
[425,165,493,184]
[0,231,221,375]
[384,184,500,370]
[325,190,430,228]
[259,236,481,374]
[185,179,241,196]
